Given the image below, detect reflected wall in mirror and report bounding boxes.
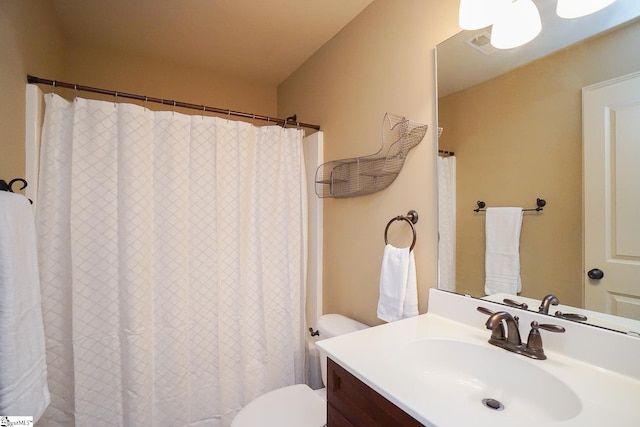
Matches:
[436,0,640,331]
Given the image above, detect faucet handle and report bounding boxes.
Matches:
[477,306,520,323]
[477,306,494,316]
[525,321,565,360]
[537,322,566,333]
[554,310,588,322]
[503,298,529,310]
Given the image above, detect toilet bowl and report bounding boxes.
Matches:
[231,314,368,427]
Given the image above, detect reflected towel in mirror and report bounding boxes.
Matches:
[484,207,523,296]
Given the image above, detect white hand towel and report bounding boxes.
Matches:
[403,251,419,318]
[0,192,50,421]
[484,207,523,296]
[377,244,418,322]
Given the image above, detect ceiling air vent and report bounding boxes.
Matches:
[465,32,497,55]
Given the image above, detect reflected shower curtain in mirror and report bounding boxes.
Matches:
[35,94,307,426]
[438,156,456,292]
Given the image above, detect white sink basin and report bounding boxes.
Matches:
[318,289,640,426]
[393,339,582,423]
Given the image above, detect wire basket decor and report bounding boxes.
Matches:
[315,113,428,198]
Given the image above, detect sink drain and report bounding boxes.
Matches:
[482,398,505,411]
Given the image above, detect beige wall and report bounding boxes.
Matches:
[438,20,640,307]
[279,0,460,326]
[0,1,65,180]
[3,0,464,327]
[61,42,277,117]
[1,1,277,183]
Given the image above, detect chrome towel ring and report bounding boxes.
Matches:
[384,210,418,251]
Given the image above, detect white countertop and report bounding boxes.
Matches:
[317,289,640,427]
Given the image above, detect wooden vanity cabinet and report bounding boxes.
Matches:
[327,358,424,427]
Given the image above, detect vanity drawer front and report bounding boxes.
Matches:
[327,358,423,427]
[327,402,356,427]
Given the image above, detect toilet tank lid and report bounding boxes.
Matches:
[316,314,368,338]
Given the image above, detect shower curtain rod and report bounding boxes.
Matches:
[26,75,321,131]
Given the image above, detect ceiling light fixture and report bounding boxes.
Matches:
[490,0,542,49]
[556,0,616,19]
[459,0,618,50]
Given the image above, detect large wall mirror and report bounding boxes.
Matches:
[436,0,640,333]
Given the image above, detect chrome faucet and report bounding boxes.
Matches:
[538,294,559,314]
[480,307,566,360]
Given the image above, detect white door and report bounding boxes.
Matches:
[583,71,640,320]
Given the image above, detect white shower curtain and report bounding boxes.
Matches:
[437,156,456,292]
[35,94,307,427]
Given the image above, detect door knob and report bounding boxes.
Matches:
[587,268,604,280]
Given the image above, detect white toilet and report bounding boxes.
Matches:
[231,314,368,427]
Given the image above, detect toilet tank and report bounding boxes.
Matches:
[316,314,368,387]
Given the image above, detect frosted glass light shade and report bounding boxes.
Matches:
[491,0,542,49]
[459,0,509,30]
[556,0,616,19]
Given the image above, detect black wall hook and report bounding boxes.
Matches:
[0,178,27,192]
[0,178,32,204]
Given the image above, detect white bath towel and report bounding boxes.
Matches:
[0,192,50,421]
[484,207,523,296]
[377,244,419,322]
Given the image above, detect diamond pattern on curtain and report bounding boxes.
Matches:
[35,94,306,427]
[437,156,456,292]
